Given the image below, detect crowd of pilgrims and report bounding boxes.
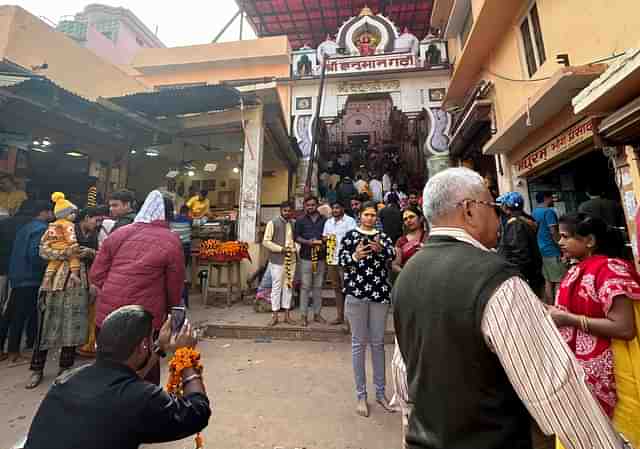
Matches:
[0,167,638,449]
[259,172,639,447]
[0,188,202,389]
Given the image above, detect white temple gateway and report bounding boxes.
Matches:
[289,6,452,205]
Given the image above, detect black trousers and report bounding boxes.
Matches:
[0,286,38,353]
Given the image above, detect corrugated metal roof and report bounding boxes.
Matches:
[108,84,249,117]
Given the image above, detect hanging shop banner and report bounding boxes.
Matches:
[514,119,594,177]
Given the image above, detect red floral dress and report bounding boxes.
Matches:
[556,255,640,416]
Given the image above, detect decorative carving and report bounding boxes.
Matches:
[425,108,451,156]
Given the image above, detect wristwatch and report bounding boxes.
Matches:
[152,343,167,358]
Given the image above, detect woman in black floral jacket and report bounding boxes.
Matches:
[339,201,396,418]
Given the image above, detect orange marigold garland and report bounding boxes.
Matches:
[166,347,204,448]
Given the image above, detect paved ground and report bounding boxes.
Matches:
[0,339,400,449]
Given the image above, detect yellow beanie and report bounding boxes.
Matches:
[51,192,77,219]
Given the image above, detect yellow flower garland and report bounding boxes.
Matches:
[166,347,204,448]
[326,234,337,264]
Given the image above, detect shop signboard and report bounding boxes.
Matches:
[514,119,594,177]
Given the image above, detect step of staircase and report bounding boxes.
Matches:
[204,322,395,343]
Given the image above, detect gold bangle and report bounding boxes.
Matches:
[583,316,590,333]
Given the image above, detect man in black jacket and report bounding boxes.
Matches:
[24,305,211,449]
[496,191,544,294]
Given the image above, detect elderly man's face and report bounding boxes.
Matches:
[461,188,500,249]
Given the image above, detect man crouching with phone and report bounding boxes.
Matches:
[23,305,210,449]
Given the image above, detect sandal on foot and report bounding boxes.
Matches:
[267,314,279,327]
[26,371,43,390]
[376,397,396,413]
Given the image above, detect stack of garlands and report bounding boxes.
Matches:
[199,240,250,262]
[284,245,295,289]
[166,347,204,449]
[311,245,320,273]
[325,234,337,264]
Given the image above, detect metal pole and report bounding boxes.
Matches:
[239,2,245,40]
[304,59,328,195]
[212,10,241,43]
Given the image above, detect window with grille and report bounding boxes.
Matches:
[520,3,546,77]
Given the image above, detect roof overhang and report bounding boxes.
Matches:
[108,84,247,118]
[573,49,640,115]
[443,0,524,105]
[483,65,606,156]
[449,99,492,156]
[599,95,640,145]
[0,75,164,146]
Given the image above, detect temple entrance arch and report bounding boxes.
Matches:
[320,93,428,195]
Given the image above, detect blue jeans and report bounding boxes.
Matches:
[345,295,389,401]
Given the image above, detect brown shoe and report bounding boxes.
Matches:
[314,314,327,324]
[356,399,369,417]
[300,316,308,327]
[268,313,279,327]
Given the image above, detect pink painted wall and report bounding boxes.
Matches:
[84,24,126,65]
[84,20,150,65]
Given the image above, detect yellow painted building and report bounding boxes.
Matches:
[436,0,640,261]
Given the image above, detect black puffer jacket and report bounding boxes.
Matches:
[497,213,544,290]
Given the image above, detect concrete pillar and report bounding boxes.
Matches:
[238,106,265,243]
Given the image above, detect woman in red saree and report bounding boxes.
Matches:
[548,213,640,448]
[392,206,427,274]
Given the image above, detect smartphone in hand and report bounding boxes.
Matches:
[170,306,187,336]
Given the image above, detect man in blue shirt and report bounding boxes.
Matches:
[532,192,567,303]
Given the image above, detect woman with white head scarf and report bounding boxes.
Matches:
[90,190,184,385]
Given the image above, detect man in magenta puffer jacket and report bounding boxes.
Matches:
[90,190,185,384]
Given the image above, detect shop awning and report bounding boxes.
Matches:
[483,65,606,155]
[449,100,492,157]
[598,95,640,145]
[108,84,250,118]
[573,49,640,115]
[238,0,433,49]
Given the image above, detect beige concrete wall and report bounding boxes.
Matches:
[129,36,292,124]
[482,0,640,131]
[261,169,289,205]
[0,6,150,99]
